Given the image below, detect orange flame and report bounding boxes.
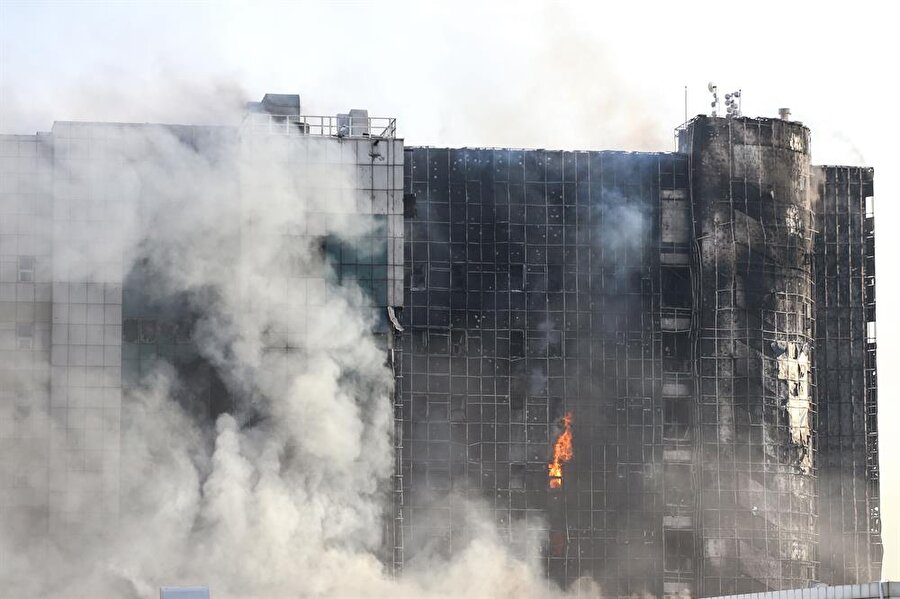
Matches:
[548,412,573,489]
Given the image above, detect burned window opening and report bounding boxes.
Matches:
[661,267,691,308]
[403,192,417,219]
[664,529,695,572]
[662,332,691,372]
[664,397,692,441]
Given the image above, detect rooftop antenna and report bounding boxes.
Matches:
[708,82,719,117]
[724,89,742,118]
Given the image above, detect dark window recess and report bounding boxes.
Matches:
[140,319,158,344]
[664,397,692,441]
[410,264,427,290]
[661,267,692,308]
[403,192,417,219]
[549,530,567,558]
[450,395,466,422]
[664,529,695,572]
[510,264,525,291]
[17,255,35,283]
[316,237,329,262]
[430,269,450,289]
[450,264,466,291]
[510,330,525,359]
[123,319,139,343]
[510,463,525,489]
[662,332,691,372]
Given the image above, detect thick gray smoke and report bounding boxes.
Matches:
[0,118,583,598]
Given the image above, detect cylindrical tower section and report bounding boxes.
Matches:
[678,116,816,595]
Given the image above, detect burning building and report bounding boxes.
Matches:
[0,95,881,597]
[398,115,881,596]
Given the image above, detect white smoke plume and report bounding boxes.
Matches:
[0,114,582,598]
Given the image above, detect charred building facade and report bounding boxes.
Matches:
[0,99,881,597]
[398,116,881,596]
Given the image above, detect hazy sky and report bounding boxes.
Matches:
[1,0,897,580]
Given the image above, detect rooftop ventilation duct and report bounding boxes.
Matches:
[245,93,301,116]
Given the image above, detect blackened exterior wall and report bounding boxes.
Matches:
[678,116,818,595]
[400,116,882,597]
[814,166,882,585]
[401,147,697,596]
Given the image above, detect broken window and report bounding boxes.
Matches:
[17,256,35,283]
[451,329,466,356]
[661,267,691,308]
[664,529,694,572]
[549,530,567,558]
[662,332,691,372]
[664,397,692,441]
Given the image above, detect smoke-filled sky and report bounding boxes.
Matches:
[1,0,898,583]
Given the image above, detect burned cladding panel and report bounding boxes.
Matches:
[678,116,817,595]
[814,166,881,585]
[401,146,689,595]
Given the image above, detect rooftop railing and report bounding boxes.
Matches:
[241,113,397,139]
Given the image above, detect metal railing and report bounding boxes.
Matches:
[241,113,397,139]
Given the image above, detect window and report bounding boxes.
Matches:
[427,468,450,491]
[664,529,695,572]
[510,463,525,489]
[17,256,35,283]
[664,397,692,441]
[664,464,693,506]
[662,332,691,372]
[140,319,158,343]
[16,323,33,350]
[661,267,691,308]
[409,264,426,291]
[123,319,139,343]
[403,192,417,219]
